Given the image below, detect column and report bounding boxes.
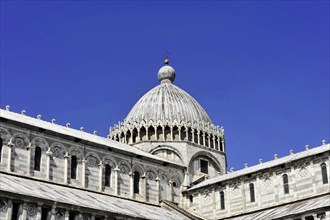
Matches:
[114,166,120,196]
[213,136,216,149]
[241,180,246,212]
[202,133,206,147]
[191,129,195,143]
[78,213,83,220]
[155,177,160,204]
[50,204,56,220]
[178,127,181,141]
[182,171,190,190]
[26,143,34,176]
[170,127,173,141]
[98,161,104,192]
[21,202,27,220]
[226,186,231,215]
[91,214,95,220]
[63,153,69,184]
[36,203,43,220]
[162,126,165,141]
[222,139,225,152]
[64,210,70,220]
[197,131,200,145]
[217,137,221,151]
[46,149,53,180]
[129,171,134,198]
[256,175,262,208]
[6,199,13,220]
[124,132,127,144]
[7,138,14,172]
[168,180,173,202]
[81,159,87,188]
[185,127,188,141]
[146,127,149,141]
[142,174,147,201]
[137,128,140,142]
[208,135,211,148]
[154,126,158,141]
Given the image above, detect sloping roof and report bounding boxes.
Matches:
[189,144,330,191]
[224,194,330,220]
[0,173,189,220]
[0,109,183,167]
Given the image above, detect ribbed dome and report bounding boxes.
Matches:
[125,82,212,124]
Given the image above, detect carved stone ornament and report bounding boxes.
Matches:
[0,199,7,212]
[298,164,308,178]
[15,137,25,148]
[146,171,156,181]
[231,182,240,196]
[27,204,37,216]
[119,164,129,174]
[203,190,210,203]
[87,156,97,167]
[52,146,64,159]
[262,173,272,187]
[55,210,64,220]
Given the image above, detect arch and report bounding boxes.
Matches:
[31,137,49,152]
[188,151,222,173]
[84,151,101,167]
[102,155,117,168]
[132,163,145,175]
[68,146,83,160]
[321,163,328,184]
[0,127,11,143]
[170,172,183,185]
[71,155,78,179]
[150,145,183,160]
[50,142,67,159]
[12,133,29,149]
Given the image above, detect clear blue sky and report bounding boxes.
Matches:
[1,1,329,171]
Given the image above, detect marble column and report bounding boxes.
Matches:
[197,131,200,145]
[142,174,147,201]
[213,136,216,149]
[7,138,14,172]
[36,203,43,220]
[6,199,13,220]
[81,159,87,188]
[168,180,173,202]
[129,171,134,198]
[170,127,173,141]
[202,133,206,147]
[20,202,27,220]
[185,128,188,141]
[64,210,70,220]
[137,129,140,142]
[26,143,34,176]
[217,137,221,151]
[46,149,53,180]
[98,161,104,192]
[162,126,165,141]
[178,127,181,141]
[50,204,56,220]
[63,153,69,184]
[146,127,149,141]
[114,166,120,196]
[155,177,160,204]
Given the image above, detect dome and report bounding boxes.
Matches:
[125,82,212,124]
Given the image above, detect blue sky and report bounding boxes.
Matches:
[1,1,329,171]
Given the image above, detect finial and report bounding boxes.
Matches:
[80,127,85,131]
[259,159,263,164]
[93,131,98,135]
[322,140,327,145]
[274,154,278,159]
[37,114,42,120]
[290,149,294,155]
[244,163,248,168]
[21,110,26,115]
[5,105,10,111]
[66,123,71,128]
[164,50,170,65]
[230,167,235,172]
[51,119,56,124]
[305,145,309,150]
